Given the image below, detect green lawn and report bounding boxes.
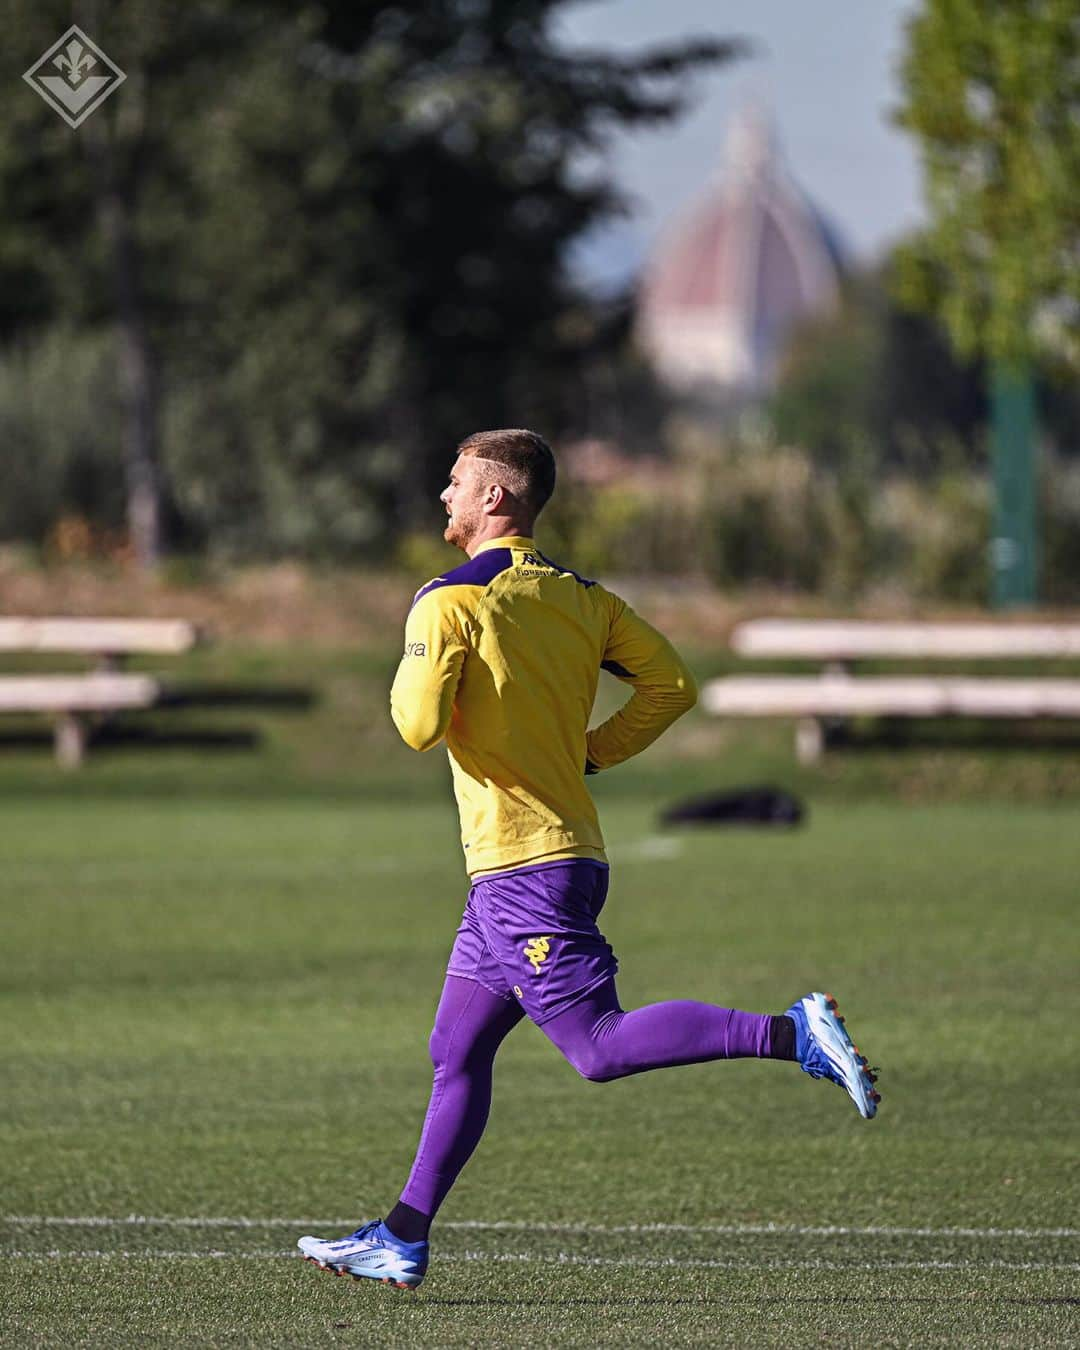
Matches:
[2,783,1078,1346]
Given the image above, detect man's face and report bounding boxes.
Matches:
[440,455,490,551]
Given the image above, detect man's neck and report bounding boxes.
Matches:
[464,522,533,557]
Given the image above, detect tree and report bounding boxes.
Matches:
[178,0,743,542]
[895,0,1080,605]
[769,263,986,478]
[0,0,258,566]
[896,0,1080,369]
[0,1,743,560]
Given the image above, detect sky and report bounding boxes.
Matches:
[555,0,924,290]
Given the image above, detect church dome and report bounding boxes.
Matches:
[637,109,844,396]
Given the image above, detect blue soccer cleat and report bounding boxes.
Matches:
[297,1219,428,1290]
[785,991,881,1119]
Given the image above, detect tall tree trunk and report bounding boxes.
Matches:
[85,76,162,570]
[113,252,161,571]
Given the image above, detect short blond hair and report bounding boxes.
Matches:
[457,428,556,518]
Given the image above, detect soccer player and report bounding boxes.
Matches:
[299,429,879,1290]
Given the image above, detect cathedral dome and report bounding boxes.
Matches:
[637,109,845,396]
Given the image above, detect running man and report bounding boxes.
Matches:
[299,429,879,1290]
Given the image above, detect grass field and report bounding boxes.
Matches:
[3,765,1078,1345]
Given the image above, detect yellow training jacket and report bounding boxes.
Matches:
[390,536,696,876]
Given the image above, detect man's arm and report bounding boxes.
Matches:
[585,597,697,773]
[389,589,468,752]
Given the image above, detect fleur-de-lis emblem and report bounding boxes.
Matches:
[24,24,127,129]
[54,39,97,87]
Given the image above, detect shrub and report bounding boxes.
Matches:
[0,328,124,547]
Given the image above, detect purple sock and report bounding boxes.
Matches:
[398,975,523,1219]
[395,974,786,1223]
[540,978,777,1081]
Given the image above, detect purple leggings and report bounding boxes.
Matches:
[399,973,777,1219]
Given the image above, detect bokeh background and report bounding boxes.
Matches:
[2,0,1077,604]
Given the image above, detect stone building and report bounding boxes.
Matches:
[637,109,845,398]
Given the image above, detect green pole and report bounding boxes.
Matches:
[989,362,1038,609]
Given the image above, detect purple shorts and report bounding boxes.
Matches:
[446,859,618,1025]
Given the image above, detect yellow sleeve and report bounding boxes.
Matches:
[389,588,469,752]
[585,595,697,773]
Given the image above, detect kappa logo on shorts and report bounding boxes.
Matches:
[523,935,553,974]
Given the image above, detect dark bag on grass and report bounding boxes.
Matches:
[660,786,805,828]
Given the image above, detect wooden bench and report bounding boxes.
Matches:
[0,618,202,766]
[704,620,1080,762]
[0,617,200,667]
[0,675,161,767]
[730,620,1080,663]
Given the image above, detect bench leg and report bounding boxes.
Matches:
[55,714,86,769]
[796,716,824,764]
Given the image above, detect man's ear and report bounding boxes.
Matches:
[483,480,506,515]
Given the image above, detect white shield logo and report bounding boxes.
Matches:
[23,25,126,129]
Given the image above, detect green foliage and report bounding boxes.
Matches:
[771,265,990,478]
[0,327,124,543]
[693,446,994,603]
[769,277,886,475]
[534,435,1080,604]
[0,0,738,557]
[896,0,1080,369]
[700,445,834,591]
[1042,451,1080,604]
[876,471,990,603]
[539,480,651,576]
[395,529,463,583]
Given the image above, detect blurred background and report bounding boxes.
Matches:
[2,0,1077,606]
